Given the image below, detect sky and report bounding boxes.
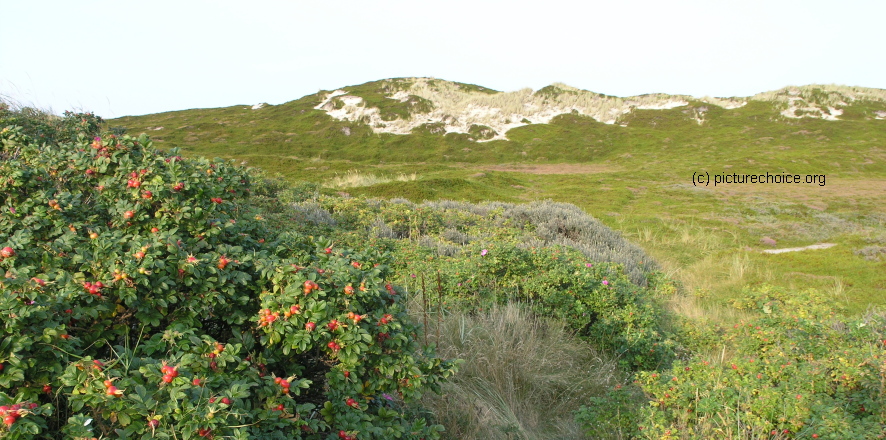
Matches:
[2,0,884,118]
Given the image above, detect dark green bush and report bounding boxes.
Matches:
[0,121,456,439]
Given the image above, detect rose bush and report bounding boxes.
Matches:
[308,197,678,371]
[0,115,456,439]
[632,285,886,439]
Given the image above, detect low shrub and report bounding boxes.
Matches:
[634,285,886,439]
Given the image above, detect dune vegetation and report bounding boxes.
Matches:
[2,78,885,439]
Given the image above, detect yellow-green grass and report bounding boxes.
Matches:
[109,84,886,319]
[324,169,417,189]
[332,167,886,316]
[524,172,885,315]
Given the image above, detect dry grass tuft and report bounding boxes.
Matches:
[324,169,417,188]
[415,301,627,440]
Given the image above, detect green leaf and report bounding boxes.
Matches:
[118,411,131,426]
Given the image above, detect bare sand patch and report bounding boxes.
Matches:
[762,243,836,254]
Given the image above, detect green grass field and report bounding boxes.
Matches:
[110,79,886,317]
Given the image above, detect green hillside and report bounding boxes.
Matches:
[110,78,886,314]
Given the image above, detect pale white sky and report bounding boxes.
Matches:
[2,0,883,117]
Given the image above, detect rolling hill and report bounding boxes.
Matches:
[110,78,886,313]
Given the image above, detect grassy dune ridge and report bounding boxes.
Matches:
[111,78,886,314]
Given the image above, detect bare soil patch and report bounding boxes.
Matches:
[476,163,619,174]
[707,178,886,210]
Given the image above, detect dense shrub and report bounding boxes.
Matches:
[318,198,657,286]
[309,196,675,371]
[0,120,456,439]
[0,103,103,146]
[399,242,676,371]
[495,201,656,286]
[631,285,886,439]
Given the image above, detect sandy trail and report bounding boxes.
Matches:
[762,243,836,254]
